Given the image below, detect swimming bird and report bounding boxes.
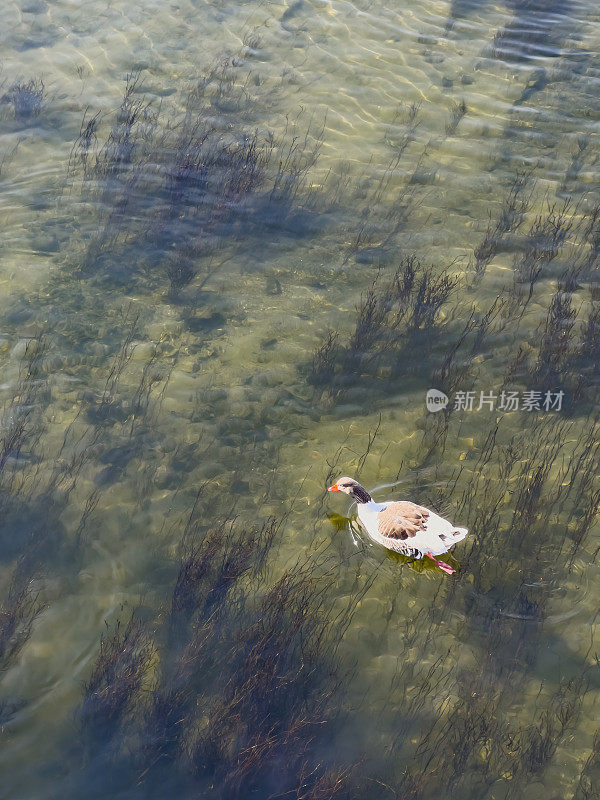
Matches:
[327,477,468,574]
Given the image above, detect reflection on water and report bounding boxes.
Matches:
[0,0,599,798]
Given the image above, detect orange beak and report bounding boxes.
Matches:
[327,484,339,492]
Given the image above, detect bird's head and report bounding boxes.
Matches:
[327,477,372,504]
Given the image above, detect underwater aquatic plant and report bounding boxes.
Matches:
[310,255,459,400]
[512,198,574,303]
[0,138,21,179]
[82,311,174,441]
[535,283,577,391]
[505,675,585,796]
[444,99,467,137]
[0,336,79,569]
[549,416,600,561]
[95,72,156,189]
[164,253,197,299]
[0,338,46,477]
[1,77,45,122]
[0,333,153,739]
[384,101,421,157]
[521,204,600,405]
[418,309,480,460]
[339,288,389,383]
[574,730,600,800]
[309,330,340,390]
[67,109,100,187]
[80,614,154,748]
[343,140,425,266]
[0,572,40,676]
[561,134,590,192]
[262,115,324,228]
[73,75,158,273]
[407,267,458,331]
[380,405,598,800]
[122,505,364,800]
[581,202,600,279]
[407,148,437,186]
[170,514,277,629]
[67,59,325,300]
[187,558,359,800]
[0,568,42,728]
[578,300,600,369]
[188,53,255,120]
[473,170,534,277]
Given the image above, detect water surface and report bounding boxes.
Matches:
[1,1,599,798]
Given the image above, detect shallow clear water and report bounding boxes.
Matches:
[1,1,599,798]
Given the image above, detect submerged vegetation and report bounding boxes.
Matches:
[76,508,369,799]
[511,198,574,302]
[444,98,467,137]
[0,76,46,123]
[473,169,535,277]
[67,68,325,301]
[309,255,459,400]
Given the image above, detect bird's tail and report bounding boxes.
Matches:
[452,526,468,543]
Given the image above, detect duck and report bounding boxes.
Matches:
[327,477,468,574]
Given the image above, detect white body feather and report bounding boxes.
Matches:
[357,500,468,557]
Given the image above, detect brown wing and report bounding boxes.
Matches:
[378,502,429,541]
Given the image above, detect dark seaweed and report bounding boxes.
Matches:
[574,730,600,800]
[309,255,458,400]
[80,614,154,749]
[384,102,421,157]
[535,284,576,391]
[512,198,574,304]
[473,170,534,277]
[381,405,598,800]
[1,77,45,122]
[0,573,40,675]
[68,67,324,299]
[561,135,590,192]
[444,99,467,137]
[74,501,367,800]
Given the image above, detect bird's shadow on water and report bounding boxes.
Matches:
[326,512,461,575]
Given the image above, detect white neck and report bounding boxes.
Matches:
[362,499,385,512]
